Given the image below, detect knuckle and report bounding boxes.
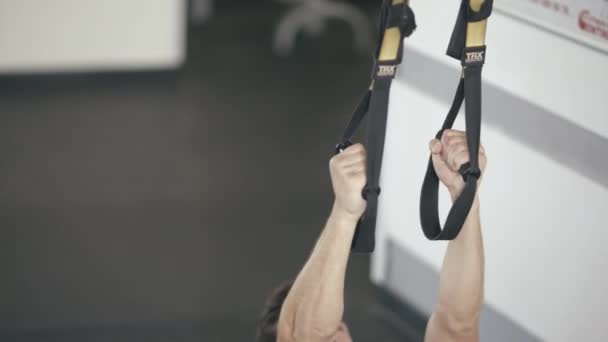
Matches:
[449,141,458,150]
[448,137,461,146]
[444,129,464,138]
[356,174,367,185]
[456,153,469,164]
[329,155,340,168]
[351,143,363,151]
[447,145,461,156]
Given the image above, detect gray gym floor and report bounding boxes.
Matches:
[0,2,418,341]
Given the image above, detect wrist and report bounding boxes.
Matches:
[455,194,480,215]
[330,202,362,227]
[448,186,465,202]
[450,187,480,202]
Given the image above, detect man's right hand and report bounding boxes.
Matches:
[329,144,367,221]
[430,129,487,200]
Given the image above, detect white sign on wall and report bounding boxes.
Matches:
[494,0,608,53]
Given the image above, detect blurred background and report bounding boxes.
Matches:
[0,0,606,341]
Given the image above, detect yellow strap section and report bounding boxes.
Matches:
[466,0,488,47]
[371,0,488,88]
[378,0,405,61]
[371,0,406,89]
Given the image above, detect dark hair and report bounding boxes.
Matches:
[255,281,294,342]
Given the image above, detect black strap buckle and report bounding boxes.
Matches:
[458,162,481,181]
[435,129,446,140]
[363,186,381,200]
[399,4,417,37]
[386,2,417,36]
[467,0,494,22]
[335,140,353,154]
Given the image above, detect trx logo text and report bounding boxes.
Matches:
[377,65,397,77]
[465,51,485,63]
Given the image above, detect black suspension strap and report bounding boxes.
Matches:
[335,0,416,253]
[420,0,493,240]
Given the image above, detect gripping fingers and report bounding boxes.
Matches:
[441,129,465,139]
[441,133,466,148]
[338,144,366,167]
[447,143,469,171]
[441,130,471,171]
[439,129,487,174]
[331,144,366,172]
[441,139,465,169]
[429,139,442,154]
[341,155,366,169]
[452,150,470,172]
[344,164,366,174]
[341,143,365,155]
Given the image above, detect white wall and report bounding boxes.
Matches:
[372,1,608,341]
[0,0,187,73]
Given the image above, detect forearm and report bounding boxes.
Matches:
[425,130,486,341]
[435,196,484,331]
[278,204,357,341]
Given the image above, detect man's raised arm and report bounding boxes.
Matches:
[425,129,487,342]
[276,144,367,342]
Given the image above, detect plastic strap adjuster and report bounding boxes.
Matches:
[467,0,494,22]
[458,162,481,181]
[435,129,446,140]
[386,3,405,28]
[386,3,417,37]
[335,140,353,154]
[363,186,381,200]
[400,4,417,37]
